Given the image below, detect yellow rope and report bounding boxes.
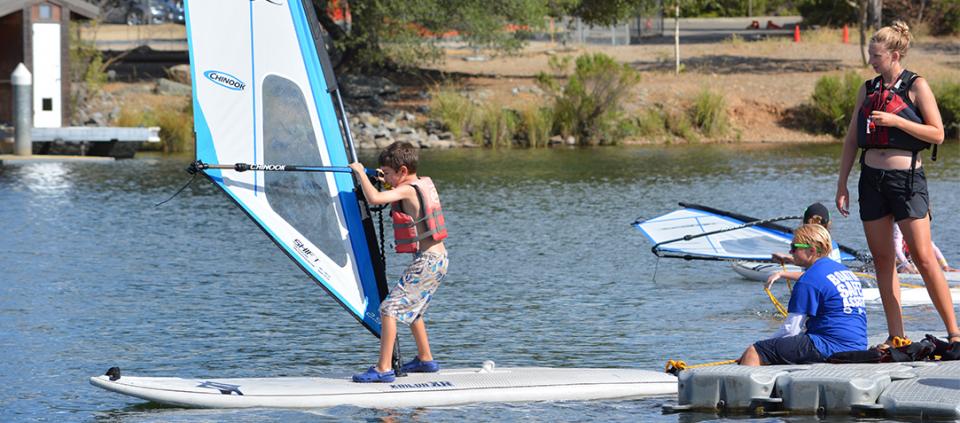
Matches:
[777,262,793,291]
[664,359,737,374]
[765,287,788,317]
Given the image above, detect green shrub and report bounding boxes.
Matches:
[929,0,960,35]
[934,80,960,140]
[810,71,862,136]
[536,52,641,146]
[691,89,729,137]
[428,87,475,138]
[69,22,108,91]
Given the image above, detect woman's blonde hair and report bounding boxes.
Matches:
[793,224,833,258]
[871,21,912,58]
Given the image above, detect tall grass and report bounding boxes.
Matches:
[635,107,668,139]
[517,105,553,148]
[114,100,194,153]
[666,108,698,143]
[428,87,475,138]
[691,89,729,137]
[472,104,517,148]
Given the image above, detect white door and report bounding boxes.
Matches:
[32,22,62,128]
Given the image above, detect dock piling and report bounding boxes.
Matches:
[12,63,32,156]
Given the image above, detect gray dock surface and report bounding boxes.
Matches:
[671,360,960,418]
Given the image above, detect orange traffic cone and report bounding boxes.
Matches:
[842,25,849,43]
[794,25,801,42]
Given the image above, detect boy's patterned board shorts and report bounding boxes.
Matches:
[380,251,448,325]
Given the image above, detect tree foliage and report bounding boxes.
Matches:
[797,0,960,35]
[796,0,858,26]
[314,0,552,70]
[314,0,667,70]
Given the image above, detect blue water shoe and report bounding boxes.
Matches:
[352,366,396,383]
[401,357,440,373]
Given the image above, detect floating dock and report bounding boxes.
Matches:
[665,360,960,418]
[0,154,114,165]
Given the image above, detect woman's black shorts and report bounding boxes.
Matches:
[858,163,929,222]
[753,334,824,365]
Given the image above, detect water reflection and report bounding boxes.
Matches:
[17,162,74,196]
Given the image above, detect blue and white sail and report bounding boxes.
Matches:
[633,203,858,262]
[185,0,387,336]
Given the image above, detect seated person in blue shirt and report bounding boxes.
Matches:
[740,224,867,366]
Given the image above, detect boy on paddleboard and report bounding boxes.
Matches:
[740,224,867,365]
[348,141,449,383]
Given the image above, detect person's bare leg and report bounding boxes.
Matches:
[410,318,433,361]
[863,216,904,342]
[377,316,397,372]
[739,345,761,366]
[900,216,960,342]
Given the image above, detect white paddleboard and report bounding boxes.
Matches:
[861,287,960,307]
[732,261,960,307]
[89,362,677,408]
[731,261,960,286]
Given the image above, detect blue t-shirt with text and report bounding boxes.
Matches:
[788,257,867,357]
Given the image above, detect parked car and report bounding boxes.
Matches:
[101,0,184,25]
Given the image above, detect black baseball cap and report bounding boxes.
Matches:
[803,202,830,225]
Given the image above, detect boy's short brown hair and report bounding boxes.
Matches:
[378,141,419,173]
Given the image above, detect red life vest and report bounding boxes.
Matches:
[390,177,448,254]
[856,69,929,152]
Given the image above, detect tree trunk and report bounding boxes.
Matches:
[859,0,868,66]
[868,0,883,30]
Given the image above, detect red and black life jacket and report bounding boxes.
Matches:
[856,69,929,152]
[856,69,938,195]
[390,177,447,254]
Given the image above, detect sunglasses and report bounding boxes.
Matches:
[789,243,811,253]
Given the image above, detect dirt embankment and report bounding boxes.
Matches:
[407,34,960,144]
[92,26,958,146]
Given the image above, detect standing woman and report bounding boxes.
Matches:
[835,21,959,345]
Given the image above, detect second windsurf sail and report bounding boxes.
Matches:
[633,202,858,262]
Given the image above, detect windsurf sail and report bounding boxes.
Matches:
[185,0,387,337]
[633,202,860,262]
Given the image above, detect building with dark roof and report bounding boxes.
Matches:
[1,0,99,127]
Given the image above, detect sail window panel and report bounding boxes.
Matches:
[262,75,348,267]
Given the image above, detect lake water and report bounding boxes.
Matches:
[2,143,958,422]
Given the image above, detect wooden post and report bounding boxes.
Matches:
[674,1,680,75]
